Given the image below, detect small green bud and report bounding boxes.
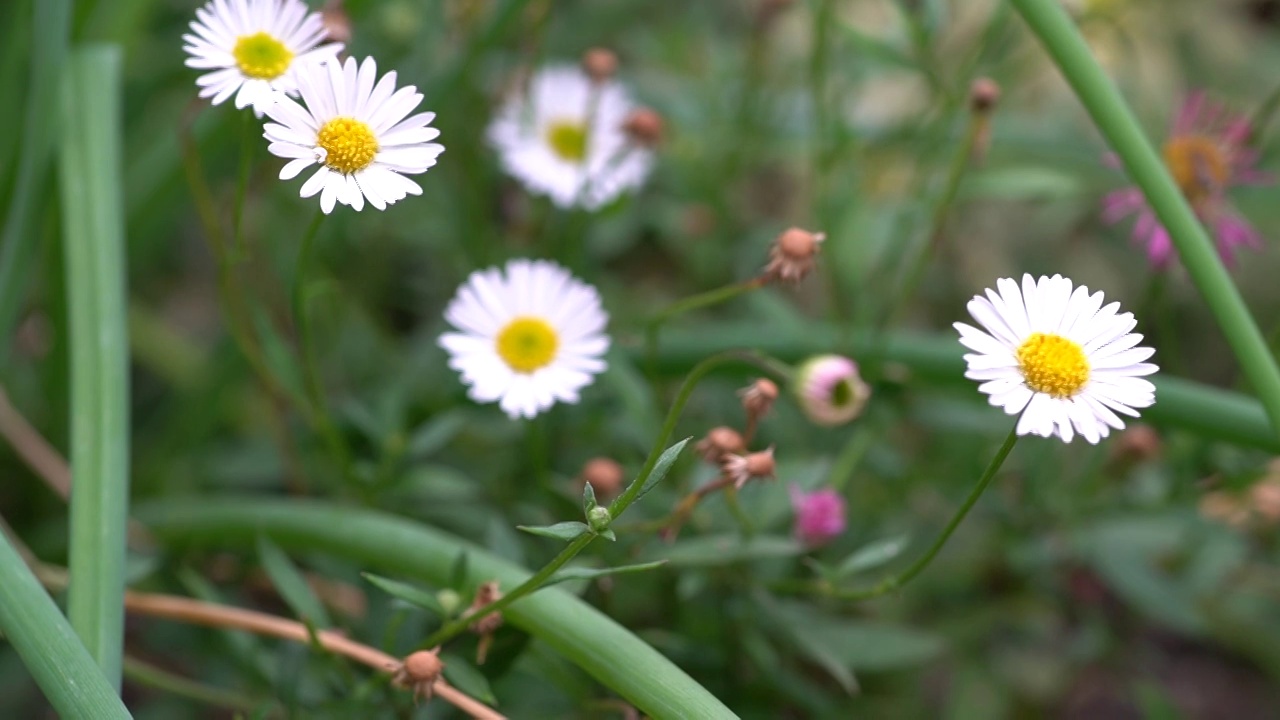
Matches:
[587,505,612,533]
[436,588,461,616]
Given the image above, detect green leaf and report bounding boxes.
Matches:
[518,521,589,542]
[541,561,668,589]
[361,573,443,615]
[835,536,910,578]
[406,410,468,459]
[440,653,498,705]
[256,535,332,627]
[761,598,945,673]
[657,535,806,567]
[629,437,692,506]
[597,527,617,542]
[582,481,598,516]
[449,551,469,590]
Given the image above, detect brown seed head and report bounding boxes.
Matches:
[320,0,353,44]
[696,426,747,464]
[722,446,777,489]
[970,77,1001,113]
[581,457,626,499]
[1111,424,1162,464]
[583,47,618,82]
[764,227,825,283]
[393,648,444,702]
[623,108,664,147]
[1250,477,1280,523]
[467,581,504,635]
[739,378,779,419]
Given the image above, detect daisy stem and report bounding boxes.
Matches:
[1010,0,1280,441]
[231,109,254,259]
[644,277,767,372]
[831,425,1018,601]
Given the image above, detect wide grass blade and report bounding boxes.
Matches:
[59,43,131,689]
[0,531,131,718]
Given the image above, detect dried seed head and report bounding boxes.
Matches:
[623,108,664,147]
[763,227,825,283]
[580,457,626,499]
[467,581,504,636]
[582,47,618,82]
[1199,491,1249,529]
[696,426,747,464]
[970,77,1001,113]
[393,648,444,703]
[721,446,777,489]
[739,378,779,420]
[320,0,352,44]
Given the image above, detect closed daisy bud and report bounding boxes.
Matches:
[392,648,444,703]
[696,426,746,464]
[582,47,618,83]
[739,378,779,420]
[790,485,847,547]
[623,107,664,147]
[764,227,825,283]
[795,355,870,426]
[721,446,776,490]
[580,457,625,499]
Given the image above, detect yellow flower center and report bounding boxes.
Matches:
[232,32,293,80]
[1162,134,1229,204]
[545,120,588,163]
[1016,332,1089,398]
[496,317,559,373]
[316,117,379,174]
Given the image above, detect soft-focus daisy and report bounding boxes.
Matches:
[439,260,609,419]
[1102,92,1272,268]
[183,0,342,115]
[263,56,444,213]
[487,64,653,210]
[794,355,870,427]
[955,274,1157,444]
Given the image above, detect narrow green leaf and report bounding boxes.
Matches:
[582,481,598,516]
[362,573,444,615]
[630,437,692,505]
[406,410,468,459]
[60,43,130,689]
[449,551,470,590]
[835,536,910,578]
[518,521,589,542]
[597,528,617,542]
[541,561,668,589]
[440,653,498,705]
[255,535,332,627]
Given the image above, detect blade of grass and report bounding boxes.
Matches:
[139,499,739,720]
[0,0,71,365]
[59,43,131,689]
[0,530,131,718]
[1008,0,1280,440]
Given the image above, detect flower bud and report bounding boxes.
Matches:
[466,581,504,664]
[623,108,664,147]
[969,77,1001,113]
[436,588,462,617]
[794,355,870,426]
[1110,424,1162,464]
[392,648,444,702]
[739,378,779,420]
[721,446,776,489]
[582,47,618,82]
[789,485,847,547]
[763,227,825,283]
[588,505,613,533]
[696,426,746,464]
[580,457,625,499]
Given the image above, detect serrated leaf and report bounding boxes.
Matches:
[517,521,589,542]
[582,481,598,516]
[440,653,497,705]
[835,536,910,578]
[256,534,331,627]
[541,560,667,589]
[362,573,443,615]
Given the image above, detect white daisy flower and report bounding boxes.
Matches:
[263,56,444,213]
[183,0,342,116]
[439,260,610,419]
[955,274,1157,444]
[487,64,653,210]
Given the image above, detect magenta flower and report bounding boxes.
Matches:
[794,355,870,427]
[1101,92,1271,268]
[789,485,847,547]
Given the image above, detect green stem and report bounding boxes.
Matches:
[834,425,1018,601]
[232,109,254,258]
[1010,0,1280,440]
[644,278,767,369]
[0,528,132,718]
[59,44,130,689]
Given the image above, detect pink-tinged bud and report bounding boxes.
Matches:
[763,227,825,283]
[623,108,664,147]
[321,0,352,44]
[721,446,776,489]
[582,47,619,82]
[696,426,746,463]
[795,355,870,426]
[789,485,846,547]
[739,378,779,420]
[969,77,1001,113]
[579,457,625,499]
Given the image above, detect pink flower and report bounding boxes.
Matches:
[789,485,846,547]
[1101,92,1271,269]
[794,355,870,427]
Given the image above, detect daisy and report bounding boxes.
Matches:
[263,56,444,213]
[1102,92,1272,268]
[487,64,653,210]
[183,0,342,116]
[955,274,1157,444]
[439,260,609,419]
